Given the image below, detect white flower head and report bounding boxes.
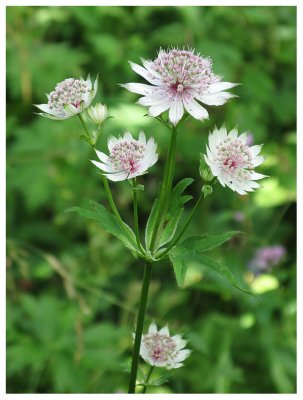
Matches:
[87,103,108,125]
[139,322,191,369]
[121,48,239,126]
[204,126,267,195]
[91,131,158,182]
[35,75,98,120]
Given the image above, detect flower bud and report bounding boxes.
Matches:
[87,103,108,125]
[202,184,213,198]
[199,154,214,182]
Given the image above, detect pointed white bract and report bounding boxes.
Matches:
[91,131,158,182]
[204,126,267,195]
[121,48,238,126]
[139,322,191,369]
[87,103,108,125]
[35,76,98,120]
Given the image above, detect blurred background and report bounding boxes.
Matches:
[6,6,296,394]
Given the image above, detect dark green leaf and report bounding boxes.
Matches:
[145,178,194,250]
[66,200,138,252]
[180,231,242,254]
[160,178,194,247]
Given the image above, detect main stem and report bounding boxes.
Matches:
[149,126,178,252]
[132,178,145,253]
[128,262,153,393]
[159,191,204,258]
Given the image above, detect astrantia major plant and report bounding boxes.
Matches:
[36,47,267,394]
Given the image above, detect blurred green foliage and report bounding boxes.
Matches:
[6,6,296,393]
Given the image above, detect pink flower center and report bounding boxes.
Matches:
[223,155,243,170]
[142,332,177,366]
[150,49,219,95]
[48,78,89,113]
[109,140,145,175]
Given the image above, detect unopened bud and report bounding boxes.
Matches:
[87,103,108,125]
[199,155,214,182]
[202,184,213,198]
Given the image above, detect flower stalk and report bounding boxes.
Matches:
[128,262,153,393]
[142,365,154,394]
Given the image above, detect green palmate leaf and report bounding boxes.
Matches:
[169,231,250,293]
[66,200,138,252]
[180,231,242,254]
[145,178,194,250]
[160,178,194,247]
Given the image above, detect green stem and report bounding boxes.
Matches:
[142,365,154,394]
[149,126,178,252]
[101,175,138,251]
[158,191,204,259]
[77,113,90,137]
[132,178,145,253]
[128,262,153,393]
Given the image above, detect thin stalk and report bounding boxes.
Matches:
[128,262,153,393]
[132,179,145,253]
[158,191,204,259]
[77,113,90,137]
[142,365,154,394]
[149,126,178,252]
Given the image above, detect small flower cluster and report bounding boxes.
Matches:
[248,245,286,274]
[35,75,97,120]
[91,131,158,181]
[204,126,266,195]
[122,47,238,126]
[139,323,191,369]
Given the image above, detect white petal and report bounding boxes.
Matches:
[148,96,173,117]
[34,104,57,115]
[250,172,267,180]
[159,326,169,335]
[174,349,191,363]
[90,160,113,173]
[217,174,227,187]
[228,127,239,140]
[238,132,248,143]
[85,74,92,89]
[104,172,128,182]
[207,81,240,93]
[120,82,155,96]
[148,322,157,334]
[198,91,237,106]
[123,131,133,141]
[252,156,265,167]
[169,97,184,126]
[137,89,170,106]
[249,145,263,157]
[129,61,161,85]
[95,149,109,163]
[183,97,209,121]
[139,131,146,145]
[170,363,183,369]
[228,179,247,195]
[108,136,118,151]
[173,335,187,350]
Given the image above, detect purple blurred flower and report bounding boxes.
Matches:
[234,211,245,222]
[248,245,286,274]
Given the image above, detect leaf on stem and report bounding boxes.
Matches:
[145,178,194,250]
[169,231,251,293]
[66,200,138,252]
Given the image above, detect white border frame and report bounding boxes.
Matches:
[2,0,301,398]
